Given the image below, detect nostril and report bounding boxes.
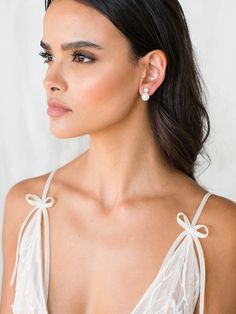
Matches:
[51,86,60,91]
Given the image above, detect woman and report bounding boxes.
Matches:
[1,0,236,313]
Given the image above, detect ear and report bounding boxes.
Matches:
[139,50,167,98]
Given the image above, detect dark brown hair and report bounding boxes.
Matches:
[45,0,211,180]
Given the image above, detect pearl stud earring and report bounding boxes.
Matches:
[141,88,150,101]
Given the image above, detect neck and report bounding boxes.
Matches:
[77,101,180,209]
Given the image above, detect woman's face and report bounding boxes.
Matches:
[42,0,143,138]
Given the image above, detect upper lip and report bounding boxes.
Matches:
[47,99,72,110]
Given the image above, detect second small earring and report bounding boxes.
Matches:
[141,88,150,101]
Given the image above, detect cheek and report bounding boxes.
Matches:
[49,60,140,139]
[69,60,139,128]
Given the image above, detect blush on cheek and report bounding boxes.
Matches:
[67,61,138,134]
[75,61,136,109]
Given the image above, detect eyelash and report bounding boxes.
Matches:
[38,50,95,64]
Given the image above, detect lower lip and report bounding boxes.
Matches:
[47,106,72,117]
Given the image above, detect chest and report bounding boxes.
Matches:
[44,201,184,314]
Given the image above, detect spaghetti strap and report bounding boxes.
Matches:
[162,192,211,314]
[42,168,58,200]
[191,192,212,226]
[10,168,58,304]
[175,192,212,314]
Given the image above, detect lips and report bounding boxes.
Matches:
[47,99,72,117]
[47,100,72,111]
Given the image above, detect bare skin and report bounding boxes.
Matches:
[1,0,236,313]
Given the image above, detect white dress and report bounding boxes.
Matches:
[9,168,211,314]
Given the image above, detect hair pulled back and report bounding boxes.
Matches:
[45,0,210,180]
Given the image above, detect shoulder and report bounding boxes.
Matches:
[204,193,236,242]
[199,193,236,313]
[0,171,52,311]
[3,172,52,235]
[204,194,236,271]
[209,193,236,215]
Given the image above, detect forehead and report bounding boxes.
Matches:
[43,0,127,49]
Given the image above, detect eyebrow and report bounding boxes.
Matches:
[40,40,104,51]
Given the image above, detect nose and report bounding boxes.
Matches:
[43,67,67,93]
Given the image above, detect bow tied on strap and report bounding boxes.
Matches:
[177,212,209,238]
[176,211,209,314]
[25,193,55,210]
[10,193,55,289]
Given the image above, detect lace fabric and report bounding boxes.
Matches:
[130,236,200,313]
[10,210,49,314]
[9,168,211,314]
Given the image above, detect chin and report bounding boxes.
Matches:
[49,124,88,139]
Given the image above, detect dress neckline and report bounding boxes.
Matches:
[130,229,191,313]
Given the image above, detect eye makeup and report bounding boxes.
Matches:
[38,50,95,64]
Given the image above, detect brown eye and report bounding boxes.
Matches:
[71,51,95,63]
[38,51,54,63]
